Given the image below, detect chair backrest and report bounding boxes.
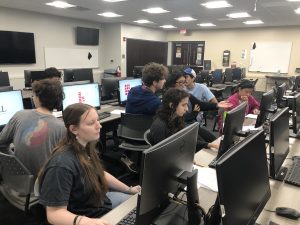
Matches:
[211,69,223,84]
[224,68,233,82]
[0,152,34,195]
[292,75,300,92]
[143,129,152,146]
[232,68,242,81]
[118,113,153,141]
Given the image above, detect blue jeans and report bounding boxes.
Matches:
[106,191,132,208]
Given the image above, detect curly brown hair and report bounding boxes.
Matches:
[142,62,168,87]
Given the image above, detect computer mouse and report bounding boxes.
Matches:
[275,207,300,220]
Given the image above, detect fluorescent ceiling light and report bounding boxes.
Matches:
[160,25,177,29]
[286,0,300,2]
[201,1,232,9]
[102,0,127,2]
[227,12,251,18]
[46,1,75,8]
[142,7,169,14]
[134,20,153,24]
[98,12,123,17]
[174,17,197,21]
[243,20,263,25]
[198,23,216,27]
[295,8,300,14]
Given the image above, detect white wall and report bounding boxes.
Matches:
[0,7,103,88]
[120,24,168,76]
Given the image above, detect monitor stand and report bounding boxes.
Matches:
[153,170,204,225]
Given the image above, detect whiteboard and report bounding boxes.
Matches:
[45,47,99,69]
[249,42,292,73]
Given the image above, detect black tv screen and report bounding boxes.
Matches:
[0,31,36,64]
[76,27,99,45]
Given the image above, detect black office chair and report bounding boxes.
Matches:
[292,75,300,92]
[0,152,38,214]
[196,70,210,86]
[211,69,225,88]
[224,68,233,83]
[232,68,242,81]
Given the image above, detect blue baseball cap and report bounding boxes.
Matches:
[184,68,196,78]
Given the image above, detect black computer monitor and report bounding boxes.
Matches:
[0,90,24,131]
[133,66,144,78]
[291,93,300,134]
[73,68,93,83]
[101,77,123,101]
[269,107,290,180]
[276,82,287,108]
[63,80,90,86]
[30,70,47,83]
[63,69,75,82]
[214,130,271,225]
[118,78,142,106]
[24,70,32,88]
[209,102,247,167]
[62,83,101,110]
[255,89,274,128]
[292,76,300,92]
[0,72,10,87]
[0,86,13,92]
[136,122,200,225]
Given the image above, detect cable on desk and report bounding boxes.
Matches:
[264,208,276,213]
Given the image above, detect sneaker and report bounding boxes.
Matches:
[120,155,139,174]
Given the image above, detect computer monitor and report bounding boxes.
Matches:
[291,93,300,134]
[276,82,287,108]
[118,78,142,105]
[136,122,200,225]
[0,72,10,87]
[292,75,300,92]
[255,89,274,128]
[24,70,32,88]
[63,80,90,86]
[133,66,144,78]
[0,90,24,131]
[63,69,75,82]
[62,83,100,110]
[269,107,290,180]
[209,102,247,167]
[30,70,47,83]
[73,68,93,83]
[0,86,13,92]
[214,130,271,225]
[101,77,123,101]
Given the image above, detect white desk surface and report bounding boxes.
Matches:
[101,136,300,225]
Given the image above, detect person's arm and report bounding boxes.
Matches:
[249,96,260,114]
[0,114,18,148]
[189,94,218,111]
[104,171,140,194]
[46,206,109,225]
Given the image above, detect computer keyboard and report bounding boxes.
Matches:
[208,157,217,168]
[116,208,136,225]
[284,156,300,187]
[98,111,111,120]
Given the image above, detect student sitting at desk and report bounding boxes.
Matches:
[0,79,65,177]
[38,103,140,225]
[126,62,168,115]
[227,79,260,115]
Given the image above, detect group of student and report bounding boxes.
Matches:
[0,63,261,225]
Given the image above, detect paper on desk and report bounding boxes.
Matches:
[193,165,218,192]
[110,109,125,115]
[242,125,262,131]
[245,114,258,119]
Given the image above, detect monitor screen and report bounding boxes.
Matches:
[292,93,300,134]
[269,107,289,180]
[101,77,123,101]
[76,27,99,46]
[216,130,271,225]
[0,90,24,128]
[31,70,47,83]
[136,122,199,225]
[24,70,32,88]
[73,68,93,83]
[0,86,13,92]
[118,78,142,104]
[62,83,100,110]
[276,82,287,108]
[0,72,10,86]
[255,89,274,128]
[217,102,247,159]
[0,30,36,64]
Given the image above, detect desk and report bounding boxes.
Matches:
[101,137,300,225]
[265,75,294,91]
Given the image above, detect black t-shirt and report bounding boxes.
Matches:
[39,147,112,218]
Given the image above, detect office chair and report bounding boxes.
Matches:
[292,75,300,92]
[211,69,224,86]
[196,70,210,86]
[117,113,153,178]
[143,129,152,146]
[224,68,233,83]
[0,152,38,214]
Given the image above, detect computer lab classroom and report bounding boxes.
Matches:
[0,1,300,225]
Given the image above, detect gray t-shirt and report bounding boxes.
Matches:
[0,110,66,177]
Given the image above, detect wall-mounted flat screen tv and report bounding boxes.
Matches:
[0,31,36,64]
[76,27,99,46]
